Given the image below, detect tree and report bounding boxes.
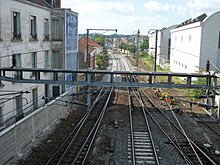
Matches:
[128,43,136,53]
[119,43,127,50]
[94,35,104,46]
[140,39,149,52]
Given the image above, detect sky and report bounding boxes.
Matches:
[62,0,220,35]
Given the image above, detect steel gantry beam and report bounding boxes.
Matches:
[0,68,218,89]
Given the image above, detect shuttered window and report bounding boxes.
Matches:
[44,50,49,68]
[44,19,49,39]
[31,15,37,39]
[52,20,60,40]
[52,51,60,68]
[32,52,37,68]
[13,12,21,39]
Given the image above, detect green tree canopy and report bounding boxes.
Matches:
[140,39,149,52]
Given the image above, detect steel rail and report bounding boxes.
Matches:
[124,53,194,164]
[80,87,113,164]
[141,89,217,165]
[128,88,136,165]
[56,87,106,165]
[131,88,194,165]
[46,87,105,165]
[136,89,160,165]
[130,85,160,165]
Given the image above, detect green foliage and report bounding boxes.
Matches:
[94,35,104,46]
[188,77,206,99]
[128,44,136,53]
[119,43,128,50]
[140,39,149,52]
[96,54,104,69]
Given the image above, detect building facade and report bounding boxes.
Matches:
[170,12,220,73]
[0,0,78,130]
[157,25,177,69]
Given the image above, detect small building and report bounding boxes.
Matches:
[133,35,144,46]
[170,12,220,73]
[78,36,101,69]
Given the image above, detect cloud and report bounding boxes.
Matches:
[144,1,174,11]
[186,0,220,17]
[106,2,135,14]
[144,0,220,17]
[62,0,136,34]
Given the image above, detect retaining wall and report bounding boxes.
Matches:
[0,92,70,165]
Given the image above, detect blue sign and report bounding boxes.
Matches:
[65,11,78,89]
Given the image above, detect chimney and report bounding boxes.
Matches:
[54,0,61,8]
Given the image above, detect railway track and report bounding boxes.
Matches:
[139,88,217,165]
[46,87,113,165]
[128,88,159,165]
[122,54,217,164]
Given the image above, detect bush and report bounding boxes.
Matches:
[96,54,104,69]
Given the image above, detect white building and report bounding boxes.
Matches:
[157,25,177,69]
[0,0,53,129]
[0,0,78,130]
[149,32,156,57]
[148,25,177,69]
[170,12,220,73]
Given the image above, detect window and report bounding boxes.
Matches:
[12,54,21,68]
[32,52,37,68]
[32,88,38,111]
[31,52,37,76]
[52,86,60,98]
[168,38,171,60]
[0,107,3,125]
[188,35,192,42]
[44,19,49,40]
[52,20,60,40]
[12,54,21,78]
[13,11,21,40]
[218,32,220,49]
[44,50,49,68]
[52,51,61,68]
[45,84,49,103]
[31,15,37,39]
[15,95,23,121]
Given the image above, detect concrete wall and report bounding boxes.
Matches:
[201,11,220,72]
[148,33,156,56]
[170,22,202,73]
[0,92,70,165]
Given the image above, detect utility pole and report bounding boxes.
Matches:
[154,30,158,83]
[86,28,117,112]
[86,29,89,69]
[136,29,140,67]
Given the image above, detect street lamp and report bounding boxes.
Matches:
[148,29,159,83]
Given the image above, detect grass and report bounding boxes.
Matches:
[139,54,185,84]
